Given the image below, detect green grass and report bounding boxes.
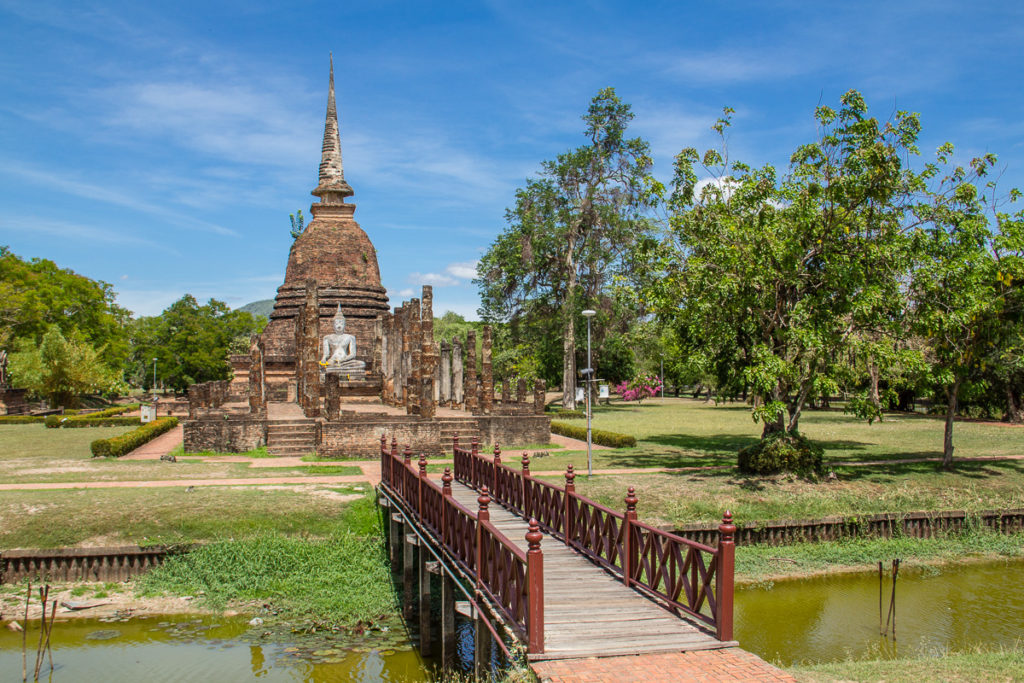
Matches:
[518,398,1024,472]
[735,527,1024,582]
[0,484,369,548]
[136,492,397,628]
[544,459,1024,527]
[790,644,1024,682]
[171,444,278,458]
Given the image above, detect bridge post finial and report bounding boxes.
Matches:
[493,443,501,465]
[442,467,453,496]
[471,436,479,457]
[625,486,638,514]
[563,465,576,545]
[521,452,530,476]
[477,485,491,523]
[403,444,413,466]
[391,436,398,457]
[380,433,387,452]
[565,464,576,490]
[716,510,736,642]
[453,433,459,451]
[623,486,639,587]
[525,517,545,654]
[418,453,428,478]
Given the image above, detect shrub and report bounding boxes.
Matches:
[737,432,824,476]
[614,373,663,403]
[0,415,45,424]
[550,420,636,448]
[91,416,178,458]
[60,417,141,428]
[45,403,140,428]
[546,407,585,419]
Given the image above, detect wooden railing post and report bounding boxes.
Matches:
[716,510,736,641]
[471,437,479,488]
[475,486,491,587]
[623,486,638,587]
[493,443,501,494]
[521,452,531,516]
[402,444,412,502]
[526,517,545,654]
[391,436,398,457]
[441,467,453,547]
[418,453,428,516]
[564,464,575,545]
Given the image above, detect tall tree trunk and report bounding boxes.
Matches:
[943,379,961,469]
[868,358,882,421]
[1006,385,1024,424]
[561,243,578,410]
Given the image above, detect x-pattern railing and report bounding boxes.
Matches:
[379,436,544,653]
[451,436,736,641]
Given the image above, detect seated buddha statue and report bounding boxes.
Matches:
[320,306,366,375]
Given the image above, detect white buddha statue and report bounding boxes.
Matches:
[320,306,366,375]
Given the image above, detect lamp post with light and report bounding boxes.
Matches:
[582,309,596,476]
[152,358,158,397]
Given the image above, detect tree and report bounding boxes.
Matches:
[909,146,1024,466]
[129,295,263,393]
[9,326,125,407]
[476,88,661,407]
[642,92,920,439]
[289,210,305,240]
[0,247,131,368]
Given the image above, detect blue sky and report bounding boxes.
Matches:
[1,1,1022,319]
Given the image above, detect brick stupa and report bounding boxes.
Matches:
[261,57,389,370]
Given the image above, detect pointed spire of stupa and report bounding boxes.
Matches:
[312,54,354,202]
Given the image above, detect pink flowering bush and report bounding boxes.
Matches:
[613,374,663,403]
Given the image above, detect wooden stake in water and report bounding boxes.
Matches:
[22,581,30,683]
[878,561,883,635]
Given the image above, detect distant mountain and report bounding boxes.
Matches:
[238,299,274,318]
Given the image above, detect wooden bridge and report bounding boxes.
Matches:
[376,434,738,669]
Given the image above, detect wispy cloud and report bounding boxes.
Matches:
[408,271,460,287]
[0,215,175,252]
[648,49,810,84]
[445,260,478,280]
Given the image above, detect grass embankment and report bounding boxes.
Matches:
[0,425,362,484]
[524,398,1024,472]
[137,493,398,628]
[735,527,1024,583]
[0,484,369,548]
[790,645,1024,682]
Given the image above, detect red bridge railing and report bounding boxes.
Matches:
[379,435,544,654]
[451,436,735,641]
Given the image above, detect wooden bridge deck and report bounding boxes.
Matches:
[449,481,730,660]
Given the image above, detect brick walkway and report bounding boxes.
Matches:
[531,648,795,682]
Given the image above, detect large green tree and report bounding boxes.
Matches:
[9,326,125,407]
[641,92,920,438]
[476,88,661,407]
[0,246,131,367]
[129,296,263,393]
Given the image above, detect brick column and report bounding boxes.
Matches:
[517,378,527,405]
[419,286,437,419]
[481,325,493,415]
[465,330,477,414]
[501,379,511,405]
[452,338,464,407]
[407,297,421,416]
[534,379,546,414]
[439,341,451,406]
[298,280,321,418]
[324,373,341,420]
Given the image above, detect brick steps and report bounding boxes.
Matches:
[267,418,316,457]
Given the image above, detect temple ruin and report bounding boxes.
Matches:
[183,58,550,458]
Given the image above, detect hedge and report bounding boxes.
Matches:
[550,420,636,448]
[46,415,141,429]
[0,415,45,424]
[546,407,586,419]
[91,416,178,458]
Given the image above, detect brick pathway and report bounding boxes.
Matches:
[531,648,795,682]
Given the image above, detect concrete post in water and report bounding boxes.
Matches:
[389,512,403,567]
[474,605,492,680]
[441,572,456,668]
[403,522,417,620]
[418,543,432,653]
[526,517,545,654]
[716,510,736,642]
[623,486,638,587]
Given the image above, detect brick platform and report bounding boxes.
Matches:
[530,648,795,682]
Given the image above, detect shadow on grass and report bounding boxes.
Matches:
[835,458,1024,482]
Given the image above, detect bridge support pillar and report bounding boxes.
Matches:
[474,604,492,681]
[389,512,403,566]
[441,573,456,668]
[403,526,418,620]
[418,550,432,653]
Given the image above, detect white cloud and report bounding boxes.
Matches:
[399,288,415,297]
[651,49,809,84]
[0,215,175,252]
[445,260,478,280]
[408,272,459,287]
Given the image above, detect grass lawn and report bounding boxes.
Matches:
[0,484,372,548]
[543,459,1024,526]
[528,398,1024,472]
[790,646,1024,682]
[0,424,363,483]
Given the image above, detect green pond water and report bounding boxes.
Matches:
[0,614,433,682]
[734,557,1024,666]
[4,558,1021,679]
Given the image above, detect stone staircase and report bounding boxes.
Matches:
[436,417,481,452]
[266,419,317,457]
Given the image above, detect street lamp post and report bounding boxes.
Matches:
[660,355,664,402]
[582,309,597,476]
[152,358,158,396]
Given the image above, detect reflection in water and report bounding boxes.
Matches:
[735,558,1024,666]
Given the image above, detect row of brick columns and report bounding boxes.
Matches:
[187,380,231,418]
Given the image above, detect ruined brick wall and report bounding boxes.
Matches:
[320,417,442,458]
[183,417,266,453]
[475,415,551,448]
